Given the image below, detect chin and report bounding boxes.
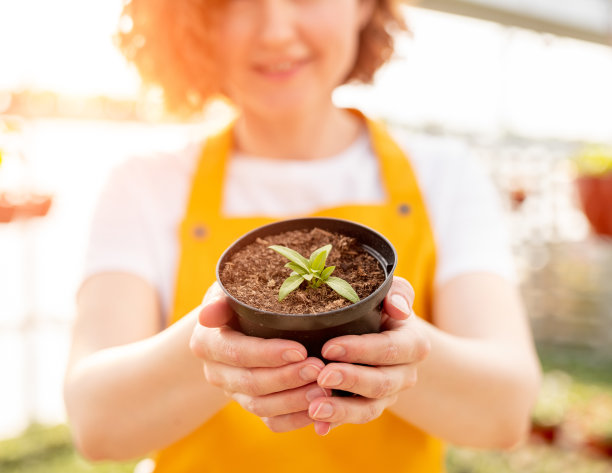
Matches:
[249,96,315,119]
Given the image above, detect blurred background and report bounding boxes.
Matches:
[1,0,612,471]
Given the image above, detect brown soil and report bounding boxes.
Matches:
[220,227,386,314]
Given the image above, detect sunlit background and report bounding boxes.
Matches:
[1,0,612,471]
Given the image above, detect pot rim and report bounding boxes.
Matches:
[216,217,397,317]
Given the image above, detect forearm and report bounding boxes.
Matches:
[64,309,228,460]
[389,317,541,448]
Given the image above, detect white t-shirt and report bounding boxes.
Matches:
[81,128,515,322]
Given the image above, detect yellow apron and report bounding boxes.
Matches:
[154,114,443,472]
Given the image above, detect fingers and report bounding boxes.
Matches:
[314,420,332,436]
[308,394,396,426]
[316,362,417,399]
[191,323,308,368]
[230,382,331,417]
[204,357,326,397]
[321,321,430,366]
[198,296,235,328]
[261,411,314,433]
[192,283,310,368]
[198,283,234,328]
[383,276,415,320]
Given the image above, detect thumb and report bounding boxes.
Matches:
[198,283,234,328]
[383,276,415,320]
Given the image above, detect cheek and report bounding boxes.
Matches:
[212,14,254,74]
[213,39,250,96]
[303,7,362,70]
[317,24,361,79]
[216,31,245,65]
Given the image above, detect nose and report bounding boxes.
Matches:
[258,0,297,47]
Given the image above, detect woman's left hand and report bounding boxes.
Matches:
[308,276,431,436]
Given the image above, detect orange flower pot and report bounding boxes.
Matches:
[0,196,16,222]
[0,193,53,223]
[18,194,53,218]
[585,436,612,458]
[575,174,612,237]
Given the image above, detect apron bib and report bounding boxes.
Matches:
[154,114,443,472]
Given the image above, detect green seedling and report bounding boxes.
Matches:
[268,244,360,303]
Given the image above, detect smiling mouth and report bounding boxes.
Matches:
[254,59,309,78]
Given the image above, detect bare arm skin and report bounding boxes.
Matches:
[389,272,541,447]
[64,273,230,460]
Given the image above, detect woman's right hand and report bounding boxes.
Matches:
[189,283,330,433]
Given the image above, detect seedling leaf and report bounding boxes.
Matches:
[278,274,304,301]
[325,276,360,303]
[319,265,335,280]
[269,245,310,272]
[270,242,359,304]
[309,244,332,270]
[309,244,332,269]
[285,262,307,275]
[310,250,327,272]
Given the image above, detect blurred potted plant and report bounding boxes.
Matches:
[18,194,53,219]
[0,148,15,223]
[562,394,612,458]
[585,431,612,458]
[0,117,53,223]
[580,396,612,458]
[573,145,612,237]
[529,371,571,445]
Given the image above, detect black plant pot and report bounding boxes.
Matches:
[216,217,397,360]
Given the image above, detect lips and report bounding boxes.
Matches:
[261,61,297,72]
[253,58,310,79]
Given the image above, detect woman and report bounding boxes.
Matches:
[64,1,541,472]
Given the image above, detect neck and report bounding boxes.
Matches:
[232,103,363,161]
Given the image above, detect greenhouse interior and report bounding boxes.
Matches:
[1,0,612,471]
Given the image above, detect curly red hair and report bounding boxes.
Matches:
[117,0,408,115]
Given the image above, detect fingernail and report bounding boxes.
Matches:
[206,294,223,305]
[391,294,411,316]
[282,349,305,363]
[321,371,343,387]
[312,402,333,419]
[299,364,321,381]
[306,387,326,402]
[315,421,331,436]
[323,345,346,359]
